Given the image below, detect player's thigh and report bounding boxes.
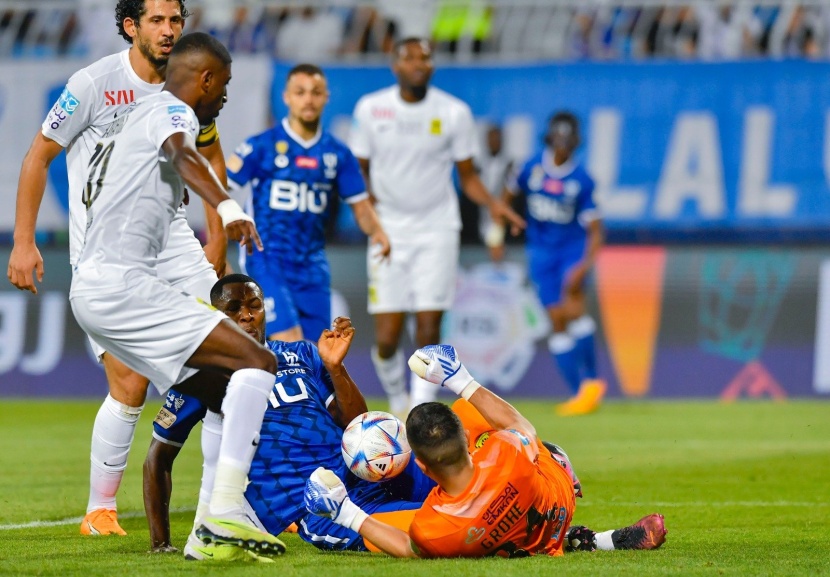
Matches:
[169,264,219,302]
[367,241,417,314]
[295,285,332,341]
[251,269,302,337]
[189,318,277,374]
[411,234,459,312]
[528,248,566,308]
[71,277,228,393]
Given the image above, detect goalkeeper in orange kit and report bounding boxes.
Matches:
[305,345,667,558]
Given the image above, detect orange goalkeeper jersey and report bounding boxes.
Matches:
[408,428,576,558]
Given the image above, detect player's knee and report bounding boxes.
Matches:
[104,356,150,406]
[375,339,398,359]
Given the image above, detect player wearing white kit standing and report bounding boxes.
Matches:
[69,31,285,560]
[6,0,227,537]
[349,37,524,416]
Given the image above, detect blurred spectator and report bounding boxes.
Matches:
[78,0,126,61]
[275,7,345,61]
[432,0,491,55]
[696,5,762,60]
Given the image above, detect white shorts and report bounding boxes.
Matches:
[367,232,459,314]
[87,241,217,361]
[71,272,227,394]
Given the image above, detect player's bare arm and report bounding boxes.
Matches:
[142,439,182,552]
[162,132,262,254]
[319,317,369,427]
[356,516,419,558]
[7,133,64,294]
[350,198,390,259]
[356,157,375,204]
[197,138,229,276]
[456,157,526,235]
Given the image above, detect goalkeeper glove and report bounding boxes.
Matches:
[408,345,481,400]
[304,467,368,532]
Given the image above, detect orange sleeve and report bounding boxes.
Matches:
[450,398,495,452]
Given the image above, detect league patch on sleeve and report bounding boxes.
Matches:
[58,88,80,115]
[506,429,531,445]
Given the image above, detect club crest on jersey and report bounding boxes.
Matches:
[276,140,289,154]
[58,88,79,115]
[104,89,135,106]
[296,156,319,169]
[323,153,337,178]
[430,118,442,135]
[281,351,300,367]
[275,155,289,168]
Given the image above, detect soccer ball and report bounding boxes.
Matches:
[341,411,411,482]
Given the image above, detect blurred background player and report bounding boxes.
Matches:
[349,37,524,417]
[143,274,432,557]
[226,63,389,343]
[69,31,285,560]
[5,0,230,537]
[500,111,606,416]
[476,124,514,262]
[305,344,666,558]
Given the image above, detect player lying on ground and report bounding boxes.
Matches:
[305,344,667,557]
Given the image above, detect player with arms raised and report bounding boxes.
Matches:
[6,0,230,536]
[225,63,389,342]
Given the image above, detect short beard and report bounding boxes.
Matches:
[136,36,168,71]
[408,84,428,100]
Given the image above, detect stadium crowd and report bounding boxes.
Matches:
[2,1,829,61]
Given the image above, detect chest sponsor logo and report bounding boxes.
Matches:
[296,156,319,169]
[483,482,519,525]
[371,107,395,119]
[281,351,300,366]
[543,179,563,195]
[270,180,328,214]
[104,89,135,106]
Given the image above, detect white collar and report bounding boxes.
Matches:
[282,117,322,149]
[542,148,576,178]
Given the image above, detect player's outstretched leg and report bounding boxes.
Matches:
[568,514,667,552]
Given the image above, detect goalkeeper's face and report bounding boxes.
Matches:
[284,72,329,126]
[213,282,267,345]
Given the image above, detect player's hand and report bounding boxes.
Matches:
[202,236,228,278]
[7,241,44,294]
[370,231,391,262]
[304,467,348,519]
[225,220,263,255]
[489,198,526,236]
[408,345,475,396]
[318,316,355,367]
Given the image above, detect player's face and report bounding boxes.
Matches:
[547,120,578,156]
[196,64,231,125]
[215,282,266,344]
[393,41,434,89]
[283,73,329,125]
[127,0,184,68]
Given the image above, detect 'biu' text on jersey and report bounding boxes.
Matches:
[226,118,367,287]
[510,150,600,248]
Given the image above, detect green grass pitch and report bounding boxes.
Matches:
[0,398,828,576]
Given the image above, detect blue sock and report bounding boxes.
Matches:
[569,316,598,380]
[548,333,581,395]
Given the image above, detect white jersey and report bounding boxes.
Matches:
[349,85,478,238]
[70,91,199,296]
[42,50,204,270]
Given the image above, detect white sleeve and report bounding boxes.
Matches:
[147,102,199,152]
[348,97,372,159]
[41,70,96,147]
[450,101,479,162]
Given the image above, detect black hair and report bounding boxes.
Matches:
[169,31,232,65]
[287,63,326,81]
[406,402,468,469]
[115,0,189,43]
[392,36,431,59]
[210,273,261,304]
[545,110,580,146]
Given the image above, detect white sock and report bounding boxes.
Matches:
[596,529,615,550]
[371,347,408,412]
[87,394,143,513]
[410,372,438,409]
[209,368,273,518]
[567,315,596,339]
[194,410,222,530]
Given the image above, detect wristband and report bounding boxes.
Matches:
[216,199,252,227]
[459,380,482,401]
[334,497,369,532]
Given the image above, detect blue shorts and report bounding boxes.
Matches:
[152,390,207,447]
[297,459,436,551]
[246,261,331,340]
[528,243,587,308]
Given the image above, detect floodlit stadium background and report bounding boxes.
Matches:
[1,0,828,400]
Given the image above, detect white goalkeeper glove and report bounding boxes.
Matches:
[304,467,368,532]
[408,345,481,400]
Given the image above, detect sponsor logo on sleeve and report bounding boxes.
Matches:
[167,104,187,114]
[226,154,244,173]
[58,88,80,115]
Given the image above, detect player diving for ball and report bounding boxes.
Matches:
[145,276,666,559]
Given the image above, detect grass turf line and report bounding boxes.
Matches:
[0,398,828,576]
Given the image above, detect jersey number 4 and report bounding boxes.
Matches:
[83,141,115,209]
